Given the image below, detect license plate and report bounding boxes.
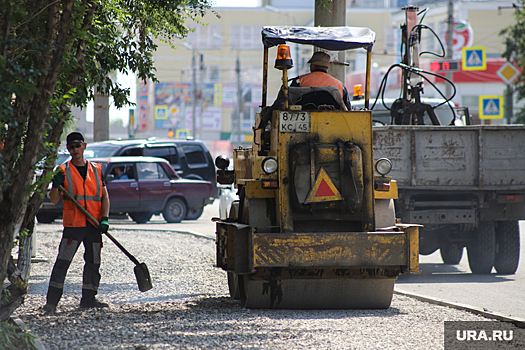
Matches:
[279,111,310,133]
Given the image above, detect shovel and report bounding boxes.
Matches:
[59,185,153,292]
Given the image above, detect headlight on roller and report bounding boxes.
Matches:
[375,158,392,176]
[262,157,278,174]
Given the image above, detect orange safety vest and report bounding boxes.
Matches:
[59,161,103,227]
[299,71,344,99]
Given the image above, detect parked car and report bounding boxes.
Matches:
[218,184,238,219]
[81,138,218,219]
[37,156,213,224]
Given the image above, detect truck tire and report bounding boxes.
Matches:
[440,243,463,264]
[128,212,152,224]
[467,221,495,274]
[494,221,520,275]
[163,198,187,223]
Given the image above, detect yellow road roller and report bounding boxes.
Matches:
[215,26,419,309]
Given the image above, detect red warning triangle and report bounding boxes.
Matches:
[305,167,343,203]
[315,179,335,197]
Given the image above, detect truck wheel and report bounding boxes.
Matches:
[494,221,520,275]
[185,207,204,220]
[467,221,495,274]
[163,198,187,223]
[440,243,463,264]
[128,212,153,224]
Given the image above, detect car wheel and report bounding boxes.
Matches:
[163,198,187,223]
[36,213,59,224]
[128,212,153,224]
[185,207,204,220]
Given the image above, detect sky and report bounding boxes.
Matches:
[212,0,259,6]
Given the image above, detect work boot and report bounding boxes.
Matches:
[42,303,56,313]
[79,298,109,309]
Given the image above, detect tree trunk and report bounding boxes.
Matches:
[0,218,34,322]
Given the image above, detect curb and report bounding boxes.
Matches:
[10,313,46,350]
[394,290,525,328]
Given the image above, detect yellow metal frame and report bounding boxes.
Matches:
[274,110,375,232]
[374,180,398,199]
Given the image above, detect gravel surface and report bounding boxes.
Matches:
[16,224,492,349]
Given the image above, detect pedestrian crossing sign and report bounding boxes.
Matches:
[479,96,503,119]
[462,47,486,71]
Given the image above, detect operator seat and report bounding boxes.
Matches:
[287,86,345,111]
[258,86,346,128]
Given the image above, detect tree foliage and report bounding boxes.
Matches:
[0,0,215,321]
[501,1,525,123]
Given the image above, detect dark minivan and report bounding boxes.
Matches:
[83,138,218,210]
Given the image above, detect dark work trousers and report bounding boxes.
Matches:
[46,222,102,305]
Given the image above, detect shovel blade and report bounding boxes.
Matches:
[134,263,153,292]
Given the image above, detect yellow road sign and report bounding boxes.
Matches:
[155,105,168,120]
[479,96,503,119]
[462,47,486,71]
[497,61,520,85]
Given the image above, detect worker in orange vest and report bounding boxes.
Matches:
[290,51,352,110]
[43,132,110,313]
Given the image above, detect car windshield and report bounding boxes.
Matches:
[84,144,120,159]
[56,153,70,166]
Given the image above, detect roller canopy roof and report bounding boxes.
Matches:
[262,26,376,52]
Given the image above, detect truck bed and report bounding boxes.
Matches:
[373,125,525,191]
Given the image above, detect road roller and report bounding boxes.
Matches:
[215,26,419,309]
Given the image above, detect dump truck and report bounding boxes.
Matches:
[214,26,419,309]
[374,124,525,275]
[370,6,523,274]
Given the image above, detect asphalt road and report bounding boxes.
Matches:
[395,221,525,320]
[35,202,525,321]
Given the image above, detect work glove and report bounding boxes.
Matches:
[99,216,109,234]
[52,171,65,188]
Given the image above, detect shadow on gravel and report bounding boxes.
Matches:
[185,296,406,319]
[396,263,514,284]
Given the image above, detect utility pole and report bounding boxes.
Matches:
[199,53,205,139]
[93,87,110,142]
[314,0,347,82]
[191,51,197,139]
[181,70,186,130]
[446,0,454,100]
[505,84,514,124]
[235,54,242,144]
